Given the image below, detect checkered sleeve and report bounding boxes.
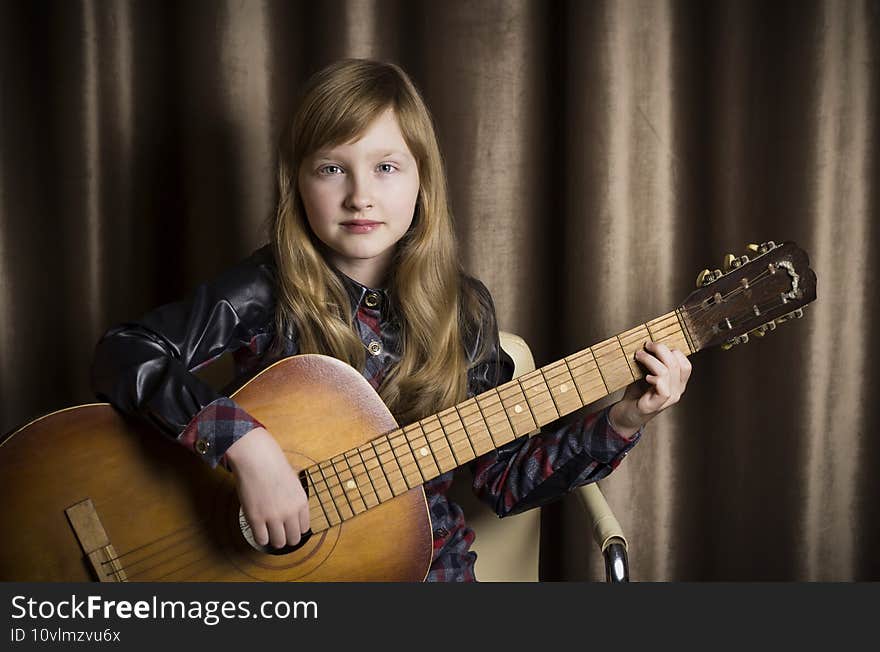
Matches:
[177,397,265,470]
[464,277,642,518]
[471,406,640,517]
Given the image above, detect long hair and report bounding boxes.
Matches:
[271,59,487,425]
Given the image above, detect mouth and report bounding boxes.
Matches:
[340,220,383,233]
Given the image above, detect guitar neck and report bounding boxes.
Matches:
[304,309,694,531]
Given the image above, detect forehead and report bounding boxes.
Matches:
[313,109,412,159]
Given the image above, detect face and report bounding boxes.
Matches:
[297,108,420,288]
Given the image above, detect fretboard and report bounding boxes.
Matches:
[304,309,694,532]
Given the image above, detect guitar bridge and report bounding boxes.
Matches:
[65,498,127,582]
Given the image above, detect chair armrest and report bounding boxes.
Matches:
[575,483,629,582]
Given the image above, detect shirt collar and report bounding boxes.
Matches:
[333,268,390,313]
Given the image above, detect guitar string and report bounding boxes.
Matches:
[99,317,687,577]
[303,315,687,510]
[685,266,789,317]
[304,315,686,504]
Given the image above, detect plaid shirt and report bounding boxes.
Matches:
[95,247,641,581]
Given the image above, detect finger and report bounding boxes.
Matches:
[674,350,692,387]
[249,517,269,547]
[267,519,287,549]
[299,504,310,535]
[284,516,302,547]
[635,347,669,378]
[647,341,680,379]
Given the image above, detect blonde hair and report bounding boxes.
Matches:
[271,59,486,425]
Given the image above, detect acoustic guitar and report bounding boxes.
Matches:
[0,241,816,581]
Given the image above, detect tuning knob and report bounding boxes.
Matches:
[746,241,777,255]
[775,308,805,324]
[723,254,736,272]
[696,269,712,288]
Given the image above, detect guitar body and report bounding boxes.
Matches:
[0,355,433,581]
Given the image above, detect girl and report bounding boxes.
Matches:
[92,58,692,582]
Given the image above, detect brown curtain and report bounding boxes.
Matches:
[1,0,876,581]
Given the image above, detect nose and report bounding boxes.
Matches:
[344,172,373,212]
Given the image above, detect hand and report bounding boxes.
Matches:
[224,427,310,548]
[608,341,693,438]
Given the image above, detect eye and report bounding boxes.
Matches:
[318,164,343,175]
[377,163,397,174]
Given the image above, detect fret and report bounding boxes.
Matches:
[646,313,688,351]
[472,392,501,448]
[455,398,495,456]
[370,436,409,495]
[427,412,468,464]
[543,360,583,416]
[402,423,441,479]
[475,390,515,445]
[357,442,395,502]
[416,419,457,474]
[440,407,478,460]
[618,324,651,380]
[307,501,331,532]
[317,460,352,521]
[348,447,381,508]
[674,308,696,354]
[309,462,342,525]
[387,430,424,487]
[591,336,633,393]
[614,334,638,382]
[420,415,461,466]
[561,356,587,406]
[568,347,609,400]
[326,457,357,518]
[518,370,558,426]
[333,453,370,514]
[497,382,538,435]
[306,468,337,527]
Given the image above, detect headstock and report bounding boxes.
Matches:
[679,241,817,352]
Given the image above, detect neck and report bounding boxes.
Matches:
[328,254,391,290]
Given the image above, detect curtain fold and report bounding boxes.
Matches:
[1,0,876,580]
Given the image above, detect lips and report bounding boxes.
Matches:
[340,220,382,234]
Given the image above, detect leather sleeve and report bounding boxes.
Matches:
[90,246,278,466]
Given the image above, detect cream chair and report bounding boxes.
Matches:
[446,331,629,582]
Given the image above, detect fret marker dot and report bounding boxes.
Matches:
[560,383,569,393]
[346,480,356,490]
[420,447,429,457]
[514,404,523,413]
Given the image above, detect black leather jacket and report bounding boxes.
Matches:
[91,244,513,442]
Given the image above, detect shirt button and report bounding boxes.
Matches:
[367,340,382,356]
[433,527,449,538]
[364,292,380,308]
[194,438,211,455]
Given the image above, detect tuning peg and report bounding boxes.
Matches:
[721,333,751,351]
[723,254,736,272]
[749,324,768,338]
[696,269,712,287]
[746,241,777,255]
[775,308,804,325]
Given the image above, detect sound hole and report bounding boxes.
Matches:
[238,508,312,555]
